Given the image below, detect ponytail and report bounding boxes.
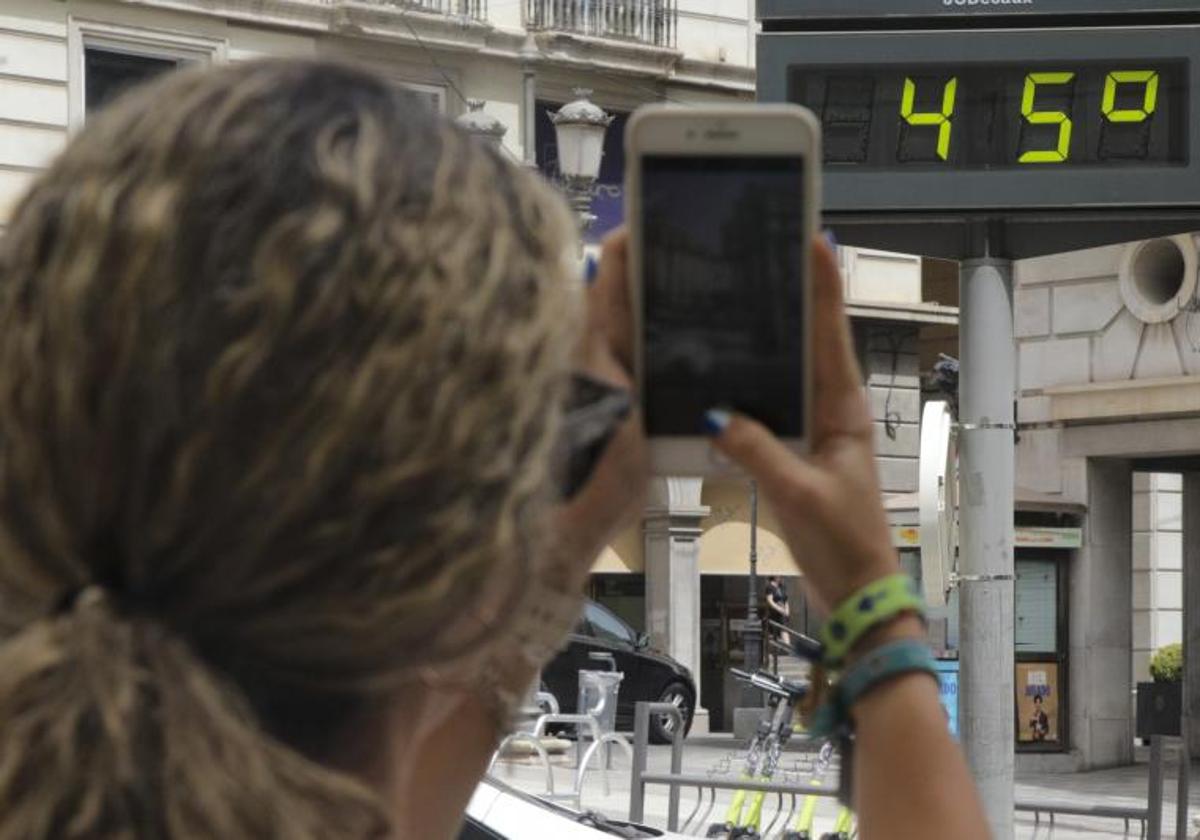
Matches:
[0,592,387,839]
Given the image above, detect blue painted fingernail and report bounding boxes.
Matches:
[703,408,732,436]
[822,228,838,249]
[583,254,599,285]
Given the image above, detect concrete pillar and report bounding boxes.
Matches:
[1184,472,1200,757]
[644,477,710,734]
[1070,459,1134,769]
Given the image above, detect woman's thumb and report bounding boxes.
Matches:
[704,410,818,502]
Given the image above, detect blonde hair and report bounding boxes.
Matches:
[0,59,580,837]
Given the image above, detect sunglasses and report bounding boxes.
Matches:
[559,373,633,499]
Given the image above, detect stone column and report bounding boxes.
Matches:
[644,477,709,734]
[1184,472,1200,757]
[1069,459,1134,769]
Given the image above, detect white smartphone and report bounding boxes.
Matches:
[625,104,820,476]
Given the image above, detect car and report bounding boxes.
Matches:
[463,776,690,839]
[541,600,695,744]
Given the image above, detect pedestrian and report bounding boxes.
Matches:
[0,58,988,840]
[765,574,791,641]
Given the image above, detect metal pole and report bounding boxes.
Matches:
[744,480,763,680]
[630,702,650,824]
[1176,736,1189,840]
[1148,737,1164,840]
[958,257,1016,838]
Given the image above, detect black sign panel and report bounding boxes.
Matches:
[794,62,1186,170]
[758,27,1200,215]
[758,0,1200,23]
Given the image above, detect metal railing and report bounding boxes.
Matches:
[369,0,488,22]
[525,0,677,47]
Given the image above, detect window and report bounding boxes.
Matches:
[1013,551,1069,752]
[399,82,448,115]
[68,19,225,127]
[84,48,179,114]
[1015,558,1058,654]
[585,601,635,646]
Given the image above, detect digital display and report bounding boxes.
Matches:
[789,62,1187,169]
[641,156,805,437]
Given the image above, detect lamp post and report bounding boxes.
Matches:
[744,480,762,676]
[549,88,613,243]
[455,99,508,148]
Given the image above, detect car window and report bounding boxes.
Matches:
[585,602,635,645]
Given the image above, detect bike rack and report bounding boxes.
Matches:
[577,733,635,800]
[629,701,686,828]
[488,732,556,797]
[512,712,635,811]
[629,700,842,835]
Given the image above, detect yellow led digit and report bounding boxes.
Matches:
[901,76,958,161]
[1019,72,1075,164]
[1103,70,1160,123]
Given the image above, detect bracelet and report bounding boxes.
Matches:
[807,638,939,738]
[819,572,925,668]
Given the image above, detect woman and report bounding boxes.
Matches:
[0,60,986,838]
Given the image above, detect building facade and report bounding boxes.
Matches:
[1013,236,1200,770]
[0,0,754,234]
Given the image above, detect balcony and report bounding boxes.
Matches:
[526,0,676,48]
[368,0,488,22]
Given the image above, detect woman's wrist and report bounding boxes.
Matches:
[844,613,926,667]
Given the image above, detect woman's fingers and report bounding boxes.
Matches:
[709,413,822,512]
[810,236,865,403]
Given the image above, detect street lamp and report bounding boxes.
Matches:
[744,480,763,676]
[455,99,508,148]
[549,88,613,239]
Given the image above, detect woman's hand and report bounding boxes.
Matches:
[548,230,648,591]
[709,237,898,613]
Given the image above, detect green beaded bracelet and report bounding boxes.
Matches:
[819,572,925,668]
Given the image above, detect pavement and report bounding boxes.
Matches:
[489,734,1200,838]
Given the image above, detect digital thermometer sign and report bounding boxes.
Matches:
[793,62,1186,169]
[758,26,1200,222]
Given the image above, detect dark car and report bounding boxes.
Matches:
[542,600,695,744]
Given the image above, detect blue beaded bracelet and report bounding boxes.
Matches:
[807,638,939,738]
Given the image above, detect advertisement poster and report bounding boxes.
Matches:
[935,659,959,737]
[1016,662,1060,743]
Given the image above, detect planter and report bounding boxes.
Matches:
[1136,681,1182,738]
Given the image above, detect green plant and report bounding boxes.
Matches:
[1150,643,1183,684]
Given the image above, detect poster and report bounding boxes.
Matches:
[1016,661,1060,743]
[935,659,959,737]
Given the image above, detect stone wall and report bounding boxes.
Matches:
[1132,473,1184,683]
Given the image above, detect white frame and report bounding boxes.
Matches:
[624,104,820,476]
[67,18,226,129]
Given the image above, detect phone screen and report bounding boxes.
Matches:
[641,154,806,438]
